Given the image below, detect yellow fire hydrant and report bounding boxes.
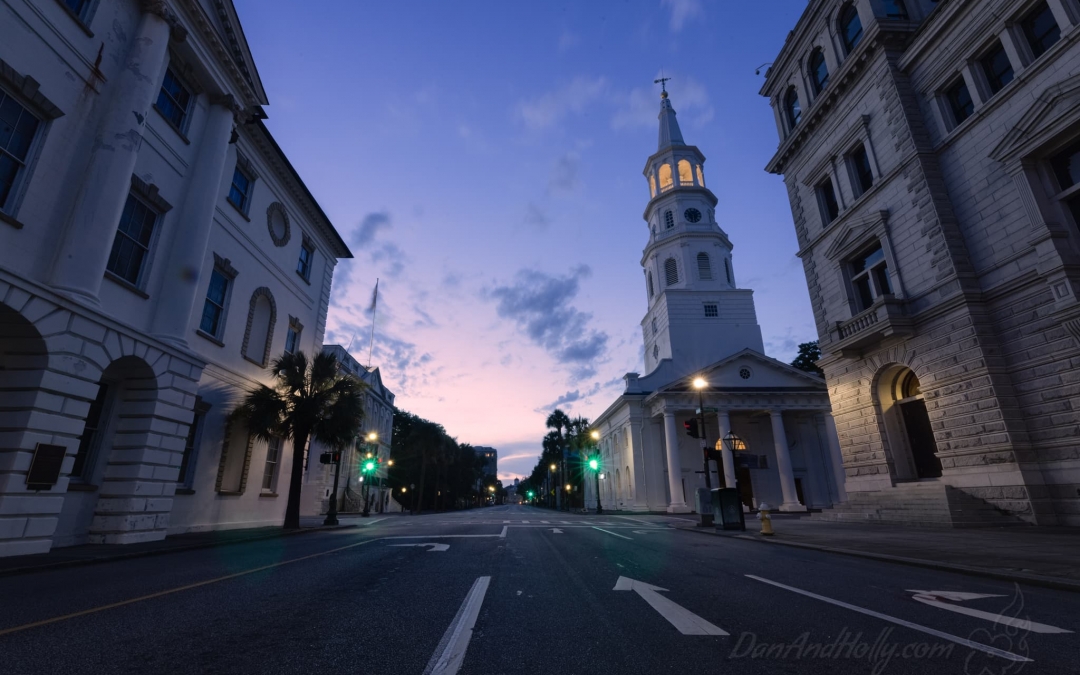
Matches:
[757,502,775,536]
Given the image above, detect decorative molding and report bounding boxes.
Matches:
[0,58,64,119]
[129,175,173,212]
[266,201,291,247]
[234,151,260,182]
[989,72,1080,163]
[212,252,239,279]
[240,287,277,368]
[822,210,889,261]
[1064,318,1080,344]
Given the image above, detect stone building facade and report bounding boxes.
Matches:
[589,91,846,515]
[762,0,1080,525]
[0,0,350,557]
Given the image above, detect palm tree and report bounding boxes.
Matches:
[233,351,365,529]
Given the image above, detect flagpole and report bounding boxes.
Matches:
[367,279,379,369]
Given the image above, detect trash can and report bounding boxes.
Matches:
[694,488,714,526]
[712,488,746,531]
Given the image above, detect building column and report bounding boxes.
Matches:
[50,3,176,302]
[662,411,689,513]
[717,410,736,489]
[150,97,236,345]
[822,412,848,503]
[770,410,805,512]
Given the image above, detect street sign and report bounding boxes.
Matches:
[695,407,719,414]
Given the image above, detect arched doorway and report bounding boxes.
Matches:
[876,366,941,480]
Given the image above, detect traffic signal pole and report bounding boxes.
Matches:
[324,450,342,526]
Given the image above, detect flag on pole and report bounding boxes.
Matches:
[367,279,379,369]
[369,279,379,315]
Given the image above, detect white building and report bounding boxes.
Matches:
[588,90,846,515]
[302,345,395,516]
[762,0,1080,525]
[0,0,350,557]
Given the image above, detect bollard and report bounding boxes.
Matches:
[757,502,775,536]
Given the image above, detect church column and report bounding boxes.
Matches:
[717,410,736,489]
[662,410,689,513]
[151,97,237,345]
[822,412,848,503]
[51,1,179,302]
[770,410,805,512]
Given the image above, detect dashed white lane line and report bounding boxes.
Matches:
[592,526,633,540]
[363,518,387,526]
[746,575,1032,663]
[499,526,508,538]
[423,576,491,675]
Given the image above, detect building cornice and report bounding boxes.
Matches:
[174,0,266,108]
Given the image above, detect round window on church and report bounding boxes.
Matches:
[739,367,752,380]
[267,202,291,247]
[684,208,701,223]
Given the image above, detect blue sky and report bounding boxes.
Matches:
[235,0,812,482]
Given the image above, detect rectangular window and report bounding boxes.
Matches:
[816,177,840,223]
[72,383,109,480]
[704,303,718,318]
[297,240,314,280]
[849,145,874,196]
[1021,2,1060,59]
[0,90,42,212]
[882,0,908,19]
[1051,140,1080,230]
[154,68,192,132]
[849,243,892,311]
[228,165,253,214]
[285,323,301,355]
[199,269,229,337]
[178,406,206,487]
[945,78,974,126]
[106,193,158,285]
[262,437,281,492]
[980,42,1014,95]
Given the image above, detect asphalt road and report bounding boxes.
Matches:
[0,505,1076,675]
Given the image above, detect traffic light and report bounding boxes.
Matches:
[361,458,377,474]
[588,458,600,471]
[684,419,700,438]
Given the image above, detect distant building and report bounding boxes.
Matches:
[762,0,1080,525]
[474,447,498,484]
[303,346,395,516]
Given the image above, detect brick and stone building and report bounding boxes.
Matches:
[589,88,847,515]
[0,0,350,557]
[762,0,1080,525]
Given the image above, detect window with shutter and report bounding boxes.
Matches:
[697,253,711,279]
[664,258,679,285]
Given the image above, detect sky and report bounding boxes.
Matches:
[234,0,813,483]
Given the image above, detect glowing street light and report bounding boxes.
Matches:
[692,375,712,527]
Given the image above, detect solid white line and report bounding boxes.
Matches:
[384,534,502,539]
[424,576,491,675]
[616,515,660,527]
[592,526,633,540]
[499,526,508,539]
[746,575,1033,663]
[363,518,387,526]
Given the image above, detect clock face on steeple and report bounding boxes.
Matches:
[684,208,702,223]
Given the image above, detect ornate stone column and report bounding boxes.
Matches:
[822,412,848,503]
[50,2,178,301]
[717,410,736,489]
[151,96,237,345]
[662,410,689,513]
[770,410,805,512]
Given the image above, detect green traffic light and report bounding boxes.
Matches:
[363,460,376,473]
[588,458,599,470]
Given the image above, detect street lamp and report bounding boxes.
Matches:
[588,429,603,514]
[549,463,557,510]
[692,376,713,527]
[719,431,747,531]
[323,447,343,526]
[361,432,379,516]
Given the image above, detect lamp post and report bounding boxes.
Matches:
[323,447,343,526]
[589,430,603,514]
[549,462,557,510]
[720,431,747,531]
[364,431,379,515]
[692,376,714,528]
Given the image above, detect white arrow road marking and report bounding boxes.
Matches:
[423,576,491,675]
[747,576,1032,663]
[592,526,632,540]
[907,590,1073,634]
[551,528,563,534]
[389,543,450,552]
[613,576,728,635]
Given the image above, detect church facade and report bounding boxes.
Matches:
[588,91,846,515]
[762,0,1080,525]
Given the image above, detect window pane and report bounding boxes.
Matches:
[1051,141,1080,193]
[874,264,893,296]
[841,5,863,52]
[1023,3,1060,58]
[0,154,18,207]
[810,50,829,93]
[786,88,801,127]
[72,383,109,479]
[200,301,221,335]
[64,0,89,17]
[851,145,873,193]
[946,79,973,125]
[107,194,155,284]
[854,245,885,272]
[981,44,1013,94]
[0,96,23,150]
[854,276,874,309]
[206,270,228,305]
[179,411,203,485]
[818,178,839,222]
[882,0,907,19]
[157,69,191,129]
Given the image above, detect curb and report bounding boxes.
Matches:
[0,523,358,578]
[673,525,1080,593]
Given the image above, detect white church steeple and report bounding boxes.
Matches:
[638,89,764,379]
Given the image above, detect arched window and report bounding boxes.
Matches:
[785,86,801,128]
[809,48,829,94]
[725,258,732,284]
[242,287,276,367]
[658,163,673,191]
[696,165,705,187]
[697,252,712,279]
[677,159,693,185]
[839,3,863,54]
[647,272,654,297]
[664,210,674,229]
[648,174,657,198]
[664,257,679,285]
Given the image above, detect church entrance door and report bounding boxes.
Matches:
[735,466,754,509]
[900,398,942,479]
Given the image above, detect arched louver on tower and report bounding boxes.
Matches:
[697,253,712,279]
[647,272,654,297]
[725,258,732,284]
[664,210,674,229]
[658,163,673,191]
[677,159,693,185]
[664,258,679,286]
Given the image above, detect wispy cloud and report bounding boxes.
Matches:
[533,381,603,414]
[611,73,714,130]
[487,266,609,382]
[352,211,391,249]
[547,152,580,194]
[517,76,608,130]
[558,28,580,53]
[524,202,550,230]
[661,0,703,32]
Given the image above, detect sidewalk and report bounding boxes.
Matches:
[669,514,1080,591]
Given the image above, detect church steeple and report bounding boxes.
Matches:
[657,92,685,151]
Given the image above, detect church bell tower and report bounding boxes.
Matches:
[639,87,764,379]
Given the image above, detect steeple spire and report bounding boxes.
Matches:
[656,87,685,151]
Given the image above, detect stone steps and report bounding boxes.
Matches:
[812,483,1027,529]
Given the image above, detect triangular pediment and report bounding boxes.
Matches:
[655,348,826,393]
[823,210,888,261]
[190,0,267,103]
[990,73,1080,163]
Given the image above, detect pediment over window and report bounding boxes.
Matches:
[990,73,1080,164]
[823,210,889,261]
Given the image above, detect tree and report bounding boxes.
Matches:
[791,341,824,376]
[233,351,365,529]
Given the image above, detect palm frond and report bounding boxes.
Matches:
[232,385,288,442]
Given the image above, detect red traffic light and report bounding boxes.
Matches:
[684,419,700,438]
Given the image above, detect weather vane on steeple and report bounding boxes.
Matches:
[654,73,671,99]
